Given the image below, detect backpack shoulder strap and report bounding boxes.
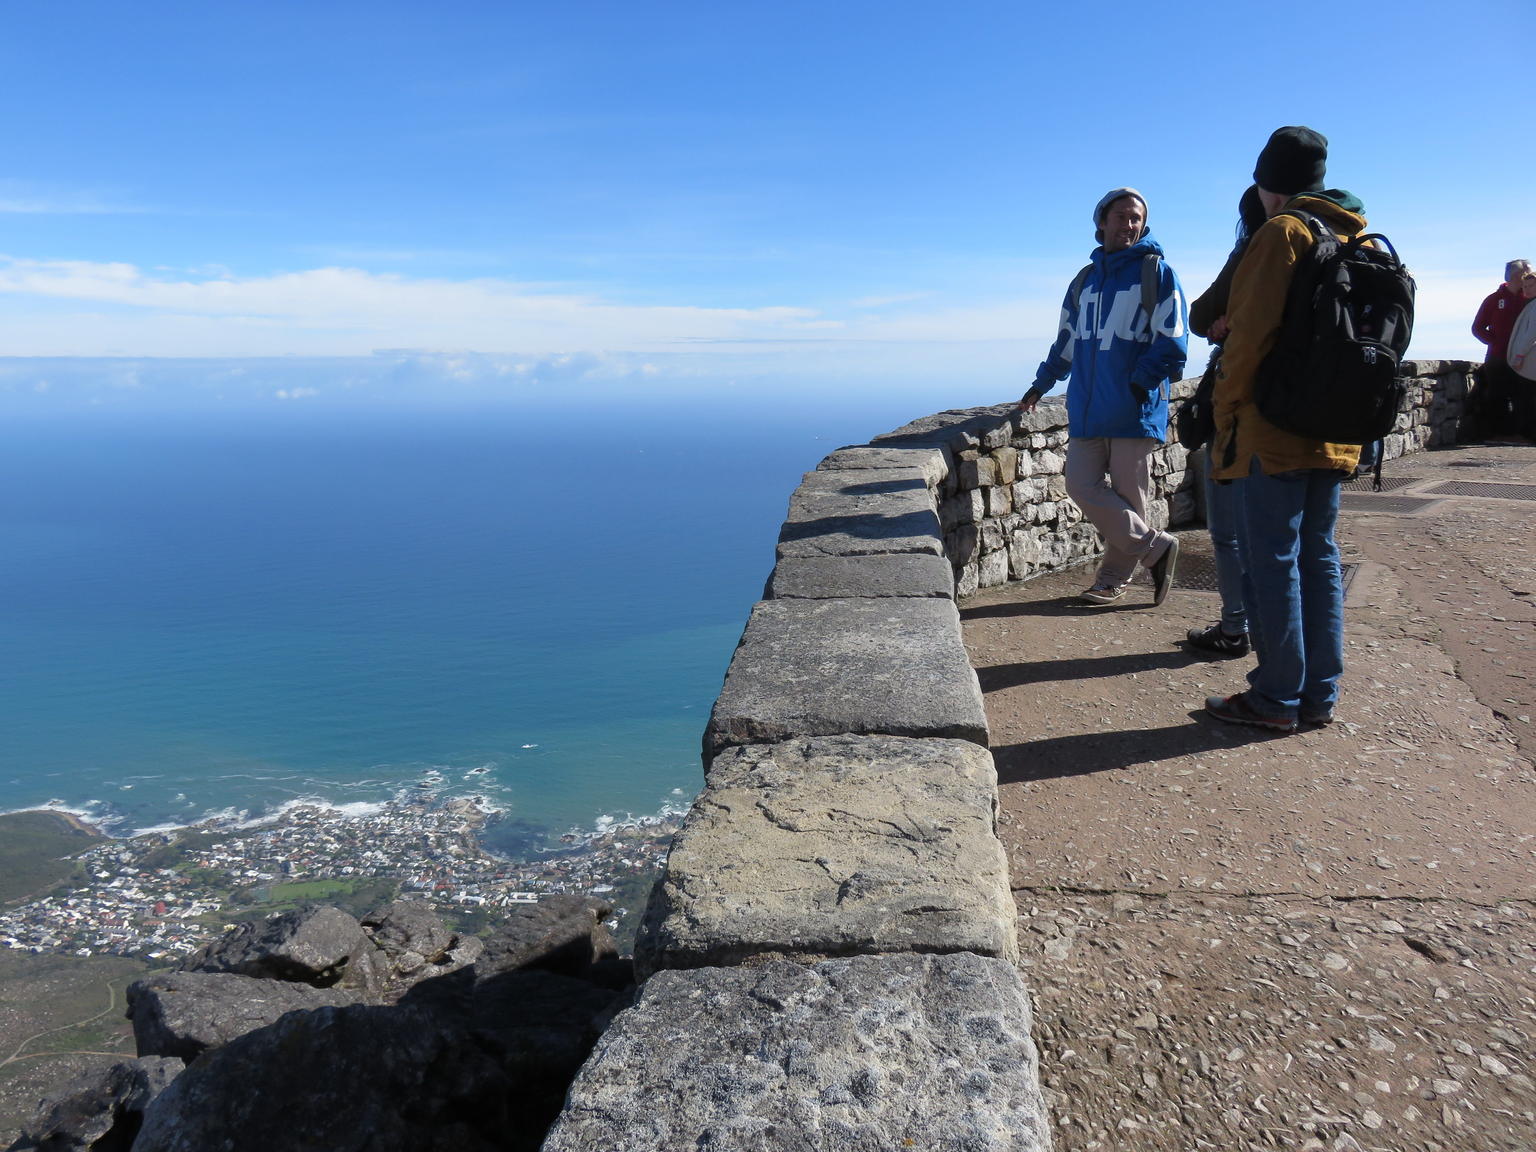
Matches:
[1276,209,1335,250]
[1140,254,1161,331]
[1068,263,1094,313]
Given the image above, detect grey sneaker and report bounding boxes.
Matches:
[1149,535,1179,606]
[1080,583,1128,605]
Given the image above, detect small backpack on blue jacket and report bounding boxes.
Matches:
[1254,212,1416,445]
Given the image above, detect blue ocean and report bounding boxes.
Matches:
[0,393,941,856]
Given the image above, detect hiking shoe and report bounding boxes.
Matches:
[1187,622,1250,658]
[1300,708,1335,727]
[1150,535,1179,606]
[1204,691,1297,733]
[1080,583,1127,605]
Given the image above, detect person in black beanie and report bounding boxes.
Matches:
[1252,125,1328,198]
[1202,126,1368,732]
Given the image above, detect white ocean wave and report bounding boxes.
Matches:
[555,792,695,848]
[230,797,391,829]
[1,799,109,827]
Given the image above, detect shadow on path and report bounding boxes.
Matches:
[977,649,1197,692]
[992,717,1280,784]
[961,595,1155,621]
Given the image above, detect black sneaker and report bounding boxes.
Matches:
[1186,622,1250,658]
[1300,709,1335,727]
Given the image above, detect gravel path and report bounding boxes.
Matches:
[962,443,1536,1152]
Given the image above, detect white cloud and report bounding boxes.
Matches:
[848,292,933,309]
[0,257,830,356]
[0,247,1494,382]
[0,181,145,215]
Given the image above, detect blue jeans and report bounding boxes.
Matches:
[1204,466,1247,635]
[1232,457,1346,718]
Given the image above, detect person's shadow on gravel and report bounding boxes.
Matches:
[961,596,1152,621]
[991,718,1281,784]
[976,648,1194,691]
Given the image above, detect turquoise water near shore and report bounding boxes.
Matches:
[0,395,937,853]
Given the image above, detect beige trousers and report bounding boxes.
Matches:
[1064,436,1169,587]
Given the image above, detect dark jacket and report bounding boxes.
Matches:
[1209,191,1367,479]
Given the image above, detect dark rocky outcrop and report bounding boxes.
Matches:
[177,905,388,993]
[4,1056,181,1152]
[132,1003,543,1152]
[49,895,634,1152]
[475,894,625,987]
[126,971,362,1061]
[362,899,485,992]
[129,971,627,1152]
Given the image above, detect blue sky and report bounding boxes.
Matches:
[0,0,1528,411]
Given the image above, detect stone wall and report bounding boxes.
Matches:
[539,360,1477,1152]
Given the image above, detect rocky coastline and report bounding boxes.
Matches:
[0,798,681,963]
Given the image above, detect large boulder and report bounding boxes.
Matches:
[6,1056,181,1152]
[361,899,484,990]
[130,973,624,1152]
[126,971,362,1061]
[475,894,626,987]
[130,1004,517,1152]
[542,953,1050,1152]
[468,968,630,1081]
[178,906,386,993]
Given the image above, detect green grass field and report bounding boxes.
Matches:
[248,876,399,920]
[0,813,104,906]
[0,949,152,1145]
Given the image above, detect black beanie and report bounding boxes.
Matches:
[1253,126,1328,195]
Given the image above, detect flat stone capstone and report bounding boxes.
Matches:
[765,552,955,600]
[776,470,944,560]
[542,953,1050,1152]
[634,735,1017,976]
[704,597,988,757]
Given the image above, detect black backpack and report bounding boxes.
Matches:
[1174,350,1219,451]
[1254,211,1415,445]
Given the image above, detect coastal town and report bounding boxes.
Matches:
[0,797,681,960]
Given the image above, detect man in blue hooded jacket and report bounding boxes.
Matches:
[1020,188,1189,605]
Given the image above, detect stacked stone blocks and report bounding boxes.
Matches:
[548,405,1052,1151]
[545,362,1475,1151]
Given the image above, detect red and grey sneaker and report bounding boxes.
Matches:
[1204,691,1297,733]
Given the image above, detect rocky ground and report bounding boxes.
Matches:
[0,950,145,1143]
[962,443,1536,1152]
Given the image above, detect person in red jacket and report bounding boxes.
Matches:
[1470,259,1532,439]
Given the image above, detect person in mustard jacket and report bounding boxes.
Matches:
[1204,126,1363,733]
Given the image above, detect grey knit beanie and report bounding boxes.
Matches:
[1093,187,1147,242]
